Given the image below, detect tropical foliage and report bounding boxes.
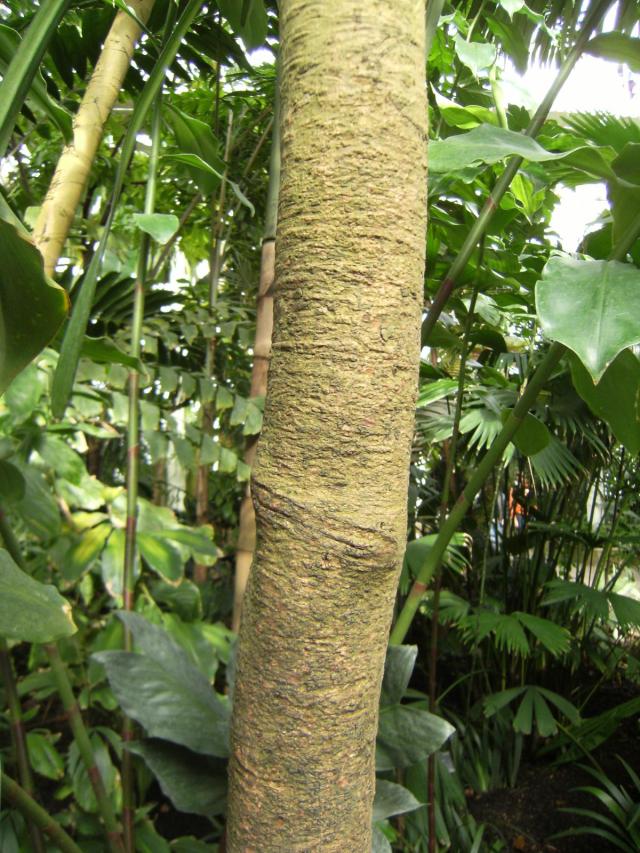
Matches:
[0,0,639,850]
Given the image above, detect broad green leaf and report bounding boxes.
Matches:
[132,213,180,245]
[372,824,392,853]
[165,526,218,559]
[12,464,61,540]
[26,732,64,780]
[0,220,68,396]
[0,0,70,155]
[0,549,75,642]
[429,124,568,173]
[81,336,143,371]
[38,434,85,484]
[67,733,116,813]
[96,612,230,757]
[569,350,640,454]
[216,385,234,410]
[498,0,525,17]
[376,705,454,770]
[586,33,640,73]
[3,362,45,421]
[218,0,268,50]
[0,460,26,503]
[219,447,237,473]
[138,533,184,583]
[502,410,550,456]
[536,687,580,725]
[62,523,110,582]
[381,645,417,706]
[536,257,640,381]
[454,35,496,75]
[373,779,422,822]
[165,153,255,214]
[127,739,226,817]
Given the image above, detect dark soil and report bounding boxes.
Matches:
[469,695,640,852]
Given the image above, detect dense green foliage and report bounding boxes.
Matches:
[0,0,639,850]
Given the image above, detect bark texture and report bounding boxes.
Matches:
[232,238,276,631]
[33,0,155,275]
[227,1,427,849]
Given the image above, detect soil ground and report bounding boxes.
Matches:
[469,691,640,852]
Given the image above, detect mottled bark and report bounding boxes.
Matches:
[227,0,427,849]
[232,237,277,631]
[33,0,155,275]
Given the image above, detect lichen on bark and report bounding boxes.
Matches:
[227,0,427,849]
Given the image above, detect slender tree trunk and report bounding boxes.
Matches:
[227,1,427,849]
[232,91,280,632]
[33,0,155,276]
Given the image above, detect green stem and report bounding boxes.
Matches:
[391,341,565,645]
[394,206,638,647]
[1,772,82,853]
[0,508,124,851]
[122,93,163,853]
[0,0,70,156]
[44,644,125,853]
[422,0,614,342]
[0,640,45,853]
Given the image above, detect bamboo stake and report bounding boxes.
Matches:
[232,88,281,631]
[33,0,156,276]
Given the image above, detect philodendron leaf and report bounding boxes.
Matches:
[0,219,68,396]
[569,349,640,455]
[454,34,496,75]
[376,705,454,771]
[536,257,640,382]
[0,549,76,642]
[373,779,422,822]
[429,124,569,173]
[381,645,417,706]
[127,739,226,817]
[132,213,180,245]
[94,612,229,757]
[372,823,392,853]
[0,459,26,503]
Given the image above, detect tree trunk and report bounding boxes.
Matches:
[33,0,155,276]
[232,90,280,631]
[226,1,427,849]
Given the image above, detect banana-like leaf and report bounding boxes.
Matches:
[0,219,68,396]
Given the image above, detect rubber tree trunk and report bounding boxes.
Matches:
[226,1,427,849]
[33,0,155,276]
[232,91,280,632]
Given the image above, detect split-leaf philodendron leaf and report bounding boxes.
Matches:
[536,256,640,382]
[0,549,76,642]
[0,219,68,396]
